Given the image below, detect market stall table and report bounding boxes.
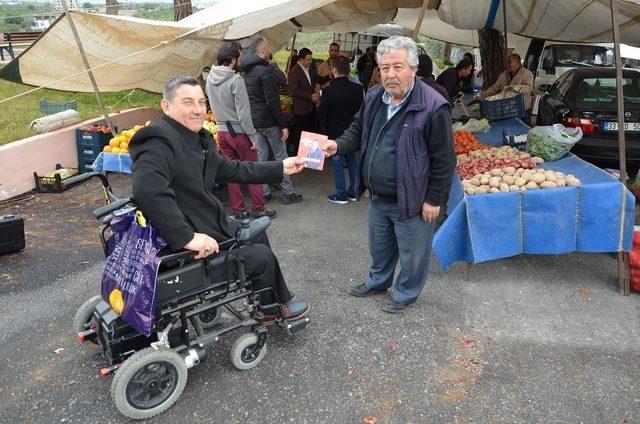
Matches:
[433,118,635,270]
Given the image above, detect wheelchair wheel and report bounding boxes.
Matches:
[72,295,101,349]
[111,347,187,420]
[229,333,267,371]
[195,304,223,329]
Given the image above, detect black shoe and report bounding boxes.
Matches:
[347,284,387,298]
[263,193,274,202]
[281,193,303,205]
[381,299,408,314]
[230,211,249,221]
[250,208,277,219]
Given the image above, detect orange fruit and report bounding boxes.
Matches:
[109,138,119,148]
[103,145,112,152]
[112,147,121,154]
[119,142,128,151]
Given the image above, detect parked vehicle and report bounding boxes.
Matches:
[536,68,640,174]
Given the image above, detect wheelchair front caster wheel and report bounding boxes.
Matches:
[111,347,187,420]
[72,295,101,349]
[230,333,267,371]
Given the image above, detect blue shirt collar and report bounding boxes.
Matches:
[382,83,414,120]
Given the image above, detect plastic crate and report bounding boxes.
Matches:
[33,164,79,193]
[77,140,104,158]
[78,159,96,175]
[38,99,77,115]
[480,94,525,121]
[76,127,113,149]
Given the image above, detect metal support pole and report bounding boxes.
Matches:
[412,0,429,41]
[502,0,509,61]
[61,0,117,135]
[286,31,297,74]
[611,0,630,295]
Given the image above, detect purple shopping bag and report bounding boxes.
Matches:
[101,210,166,337]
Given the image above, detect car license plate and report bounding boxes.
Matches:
[604,122,640,131]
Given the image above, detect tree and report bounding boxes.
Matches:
[105,0,118,15]
[478,28,506,89]
[173,0,192,21]
[442,42,452,64]
[82,2,93,9]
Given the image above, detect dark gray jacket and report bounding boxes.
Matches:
[241,53,287,129]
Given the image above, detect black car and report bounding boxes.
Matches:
[537,68,640,174]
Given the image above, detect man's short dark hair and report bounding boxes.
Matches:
[163,76,200,101]
[217,41,241,66]
[456,58,473,71]
[331,55,350,76]
[463,52,475,64]
[416,53,433,78]
[508,53,522,63]
[249,36,266,53]
[298,47,312,60]
[330,42,340,49]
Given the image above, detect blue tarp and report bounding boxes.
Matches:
[433,118,635,270]
[92,152,132,174]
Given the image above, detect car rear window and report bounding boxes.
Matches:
[573,76,640,105]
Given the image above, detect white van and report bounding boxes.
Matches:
[523,39,640,90]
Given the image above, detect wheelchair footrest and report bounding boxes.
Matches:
[277,316,310,335]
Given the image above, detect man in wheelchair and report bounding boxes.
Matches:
[129,76,310,323]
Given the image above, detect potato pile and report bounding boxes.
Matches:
[456,146,544,180]
[462,168,581,195]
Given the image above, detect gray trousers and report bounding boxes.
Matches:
[255,126,293,196]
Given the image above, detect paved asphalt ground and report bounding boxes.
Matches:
[1,169,639,423]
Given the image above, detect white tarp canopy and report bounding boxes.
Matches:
[2,0,640,94]
[0,0,420,93]
[435,0,640,44]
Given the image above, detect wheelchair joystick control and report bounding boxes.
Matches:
[235,217,271,242]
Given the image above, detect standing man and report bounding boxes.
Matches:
[287,47,330,157]
[242,36,304,205]
[206,42,276,220]
[316,42,340,91]
[323,36,455,313]
[435,58,473,103]
[480,53,534,126]
[357,47,376,90]
[317,55,363,204]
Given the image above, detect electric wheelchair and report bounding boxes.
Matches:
[70,172,310,420]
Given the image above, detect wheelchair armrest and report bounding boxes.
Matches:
[235,216,270,241]
[93,198,132,219]
[159,238,238,263]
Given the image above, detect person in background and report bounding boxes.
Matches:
[317,55,363,204]
[480,53,534,126]
[435,58,473,103]
[287,47,330,161]
[416,53,450,103]
[368,65,381,90]
[323,36,456,313]
[357,47,376,89]
[460,52,476,93]
[242,36,304,206]
[316,42,341,91]
[206,42,276,220]
[285,48,298,74]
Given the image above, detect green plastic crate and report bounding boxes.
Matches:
[38,99,77,115]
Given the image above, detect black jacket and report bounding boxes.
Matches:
[129,115,283,250]
[241,53,287,129]
[435,67,461,101]
[317,76,364,139]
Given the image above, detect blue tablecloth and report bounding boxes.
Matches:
[433,118,635,270]
[92,152,132,174]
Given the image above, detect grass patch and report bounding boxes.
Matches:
[0,77,161,145]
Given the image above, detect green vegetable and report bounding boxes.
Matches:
[526,126,581,161]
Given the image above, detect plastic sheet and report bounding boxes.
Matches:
[91,152,132,174]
